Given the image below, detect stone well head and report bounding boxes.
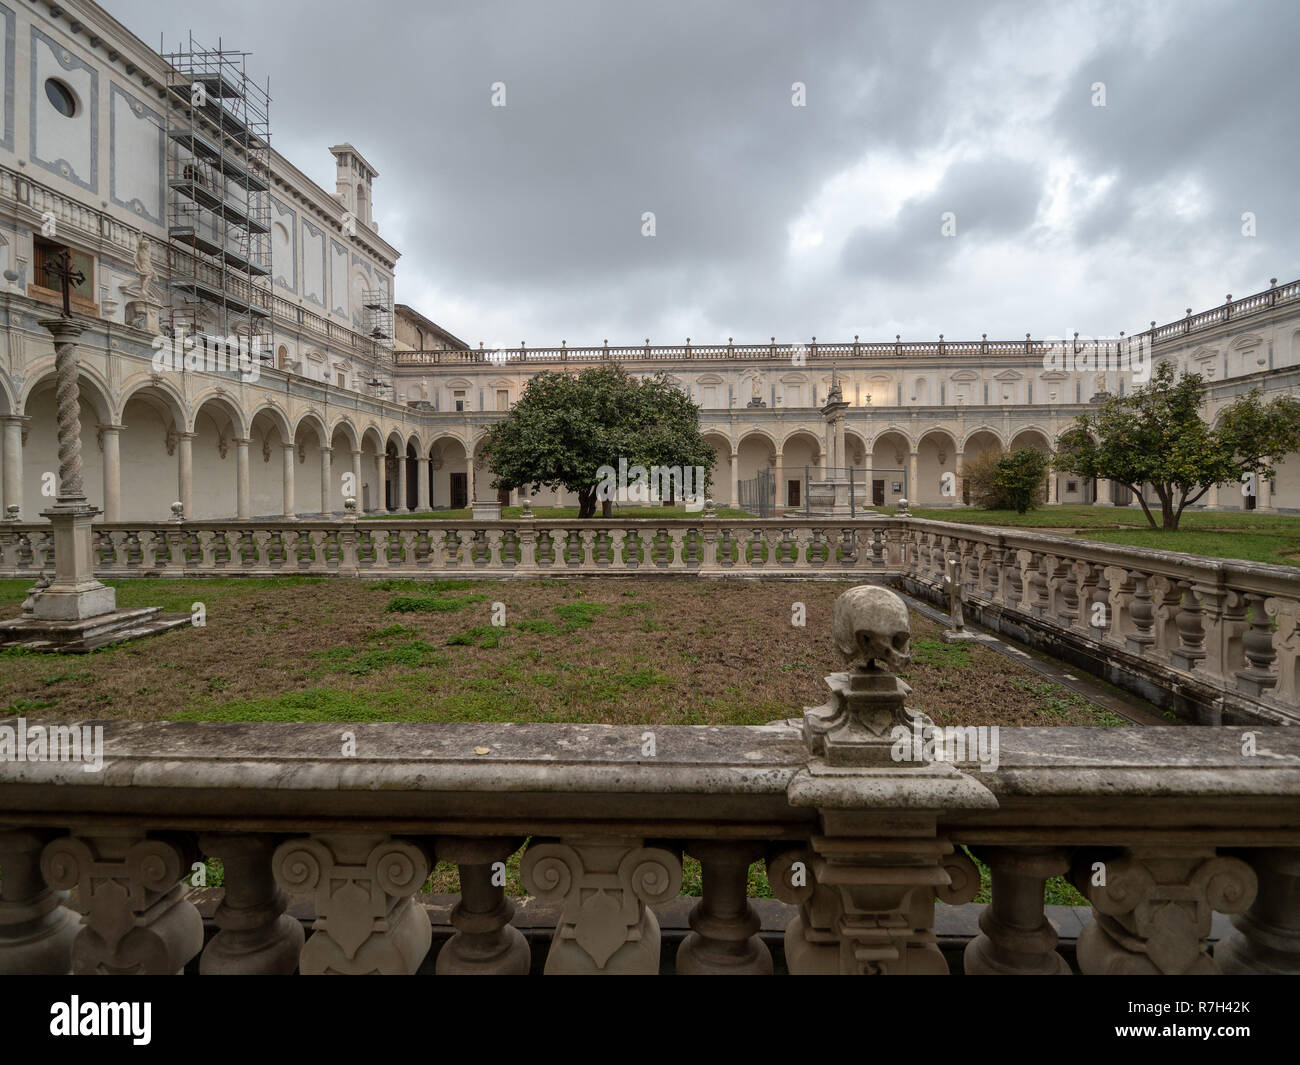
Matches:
[831,585,911,673]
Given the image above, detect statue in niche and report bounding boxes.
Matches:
[134,237,155,291]
[746,379,766,408]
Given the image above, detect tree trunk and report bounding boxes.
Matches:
[578,487,596,519]
[1161,495,1177,531]
[601,499,613,518]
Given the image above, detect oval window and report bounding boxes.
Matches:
[45,78,77,117]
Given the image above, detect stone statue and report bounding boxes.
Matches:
[831,585,911,673]
[942,555,976,642]
[134,237,155,290]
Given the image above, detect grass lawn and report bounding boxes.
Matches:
[884,504,1300,567]
[0,577,1128,729]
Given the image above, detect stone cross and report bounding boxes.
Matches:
[41,247,84,319]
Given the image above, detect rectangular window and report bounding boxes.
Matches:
[454,390,466,413]
[32,240,95,309]
[337,373,346,388]
[496,389,509,411]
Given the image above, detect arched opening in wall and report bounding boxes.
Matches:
[701,433,731,505]
[735,432,776,513]
[329,423,359,514]
[22,372,112,519]
[916,430,957,505]
[191,397,244,519]
[961,430,1003,506]
[384,438,402,511]
[359,428,384,512]
[405,438,420,511]
[277,345,289,370]
[293,417,328,516]
[431,436,468,510]
[249,409,290,518]
[118,385,187,521]
[781,430,820,510]
[871,431,910,507]
[1009,429,1053,506]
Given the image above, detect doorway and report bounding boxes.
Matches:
[788,480,801,508]
[450,472,468,509]
[873,480,885,506]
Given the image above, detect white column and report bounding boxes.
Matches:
[178,432,194,519]
[1258,475,1274,513]
[101,425,121,522]
[1046,467,1057,505]
[729,451,739,508]
[282,442,297,519]
[1203,482,1218,510]
[908,451,919,502]
[236,438,251,519]
[397,451,409,513]
[319,445,332,516]
[1095,477,1112,506]
[374,453,387,513]
[954,450,965,506]
[416,455,430,511]
[775,449,785,510]
[351,449,363,509]
[1,416,24,518]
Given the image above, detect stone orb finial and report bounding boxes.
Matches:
[897,497,910,515]
[832,585,911,673]
[344,496,357,513]
[170,501,184,522]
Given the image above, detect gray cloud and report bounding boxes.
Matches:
[105,0,1300,345]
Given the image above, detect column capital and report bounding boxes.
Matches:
[0,414,30,426]
[319,445,333,455]
[96,423,125,434]
[38,317,86,341]
[232,436,251,446]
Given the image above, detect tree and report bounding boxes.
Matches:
[992,447,1049,514]
[478,364,715,518]
[1053,361,1300,530]
[964,449,1006,508]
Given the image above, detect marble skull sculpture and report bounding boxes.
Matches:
[832,585,911,672]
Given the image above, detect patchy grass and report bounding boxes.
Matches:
[0,577,1133,727]
[363,505,755,521]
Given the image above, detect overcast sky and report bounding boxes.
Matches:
[107,0,1300,351]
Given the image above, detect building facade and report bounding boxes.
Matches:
[0,0,1296,522]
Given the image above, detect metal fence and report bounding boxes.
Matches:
[737,468,776,517]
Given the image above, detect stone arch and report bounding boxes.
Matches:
[116,380,190,520]
[1008,426,1051,452]
[189,389,248,438]
[843,429,868,469]
[700,430,733,505]
[248,405,292,518]
[292,410,329,448]
[248,401,293,445]
[328,417,360,453]
[959,425,1005,452]
[117,376,186,430]
[0,372,16,416]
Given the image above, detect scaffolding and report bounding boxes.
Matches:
[362,287,393,340]
[161,34,273,362]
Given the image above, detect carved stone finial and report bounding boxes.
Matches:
[344,496,357,514]
[170,501,184,523]
[703,497,717,518]
[4,504,19,522]
[896,497,910,516]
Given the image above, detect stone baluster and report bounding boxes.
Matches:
[1263,597,1299,706]
[700,527,719,571]
[1170,581,1208,672]
[1070,561,1097,635]
[519,838,681,974]
[434,837,530,975]
[580,529,597,568]
[0,829,79,973]
[198,834,303,974]
[1051,556,1078,627]
[1125,574,1157,656]
[1005,550,1025,608]
[1150,576,1183,662]
[252,530,273,569]
[747,527,764,567]
[1028,553,1051,617]
[272,834,432,975]
[41,832,204,974]
[1235,594,1279,696]
[675,841,770,975]
[485,529,505,569]
[1216,849,1300,974]
[964,847,1071,974]
[668,528,688,569]
[1071,848,1256,974]
[1195,585,1246,682]
[766,845,839,973]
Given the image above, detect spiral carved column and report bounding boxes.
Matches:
[44,318,86,503]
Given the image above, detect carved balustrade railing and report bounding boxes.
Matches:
[0,720,1298,975]
[895,520,1300,724]
[0,517,902,580]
